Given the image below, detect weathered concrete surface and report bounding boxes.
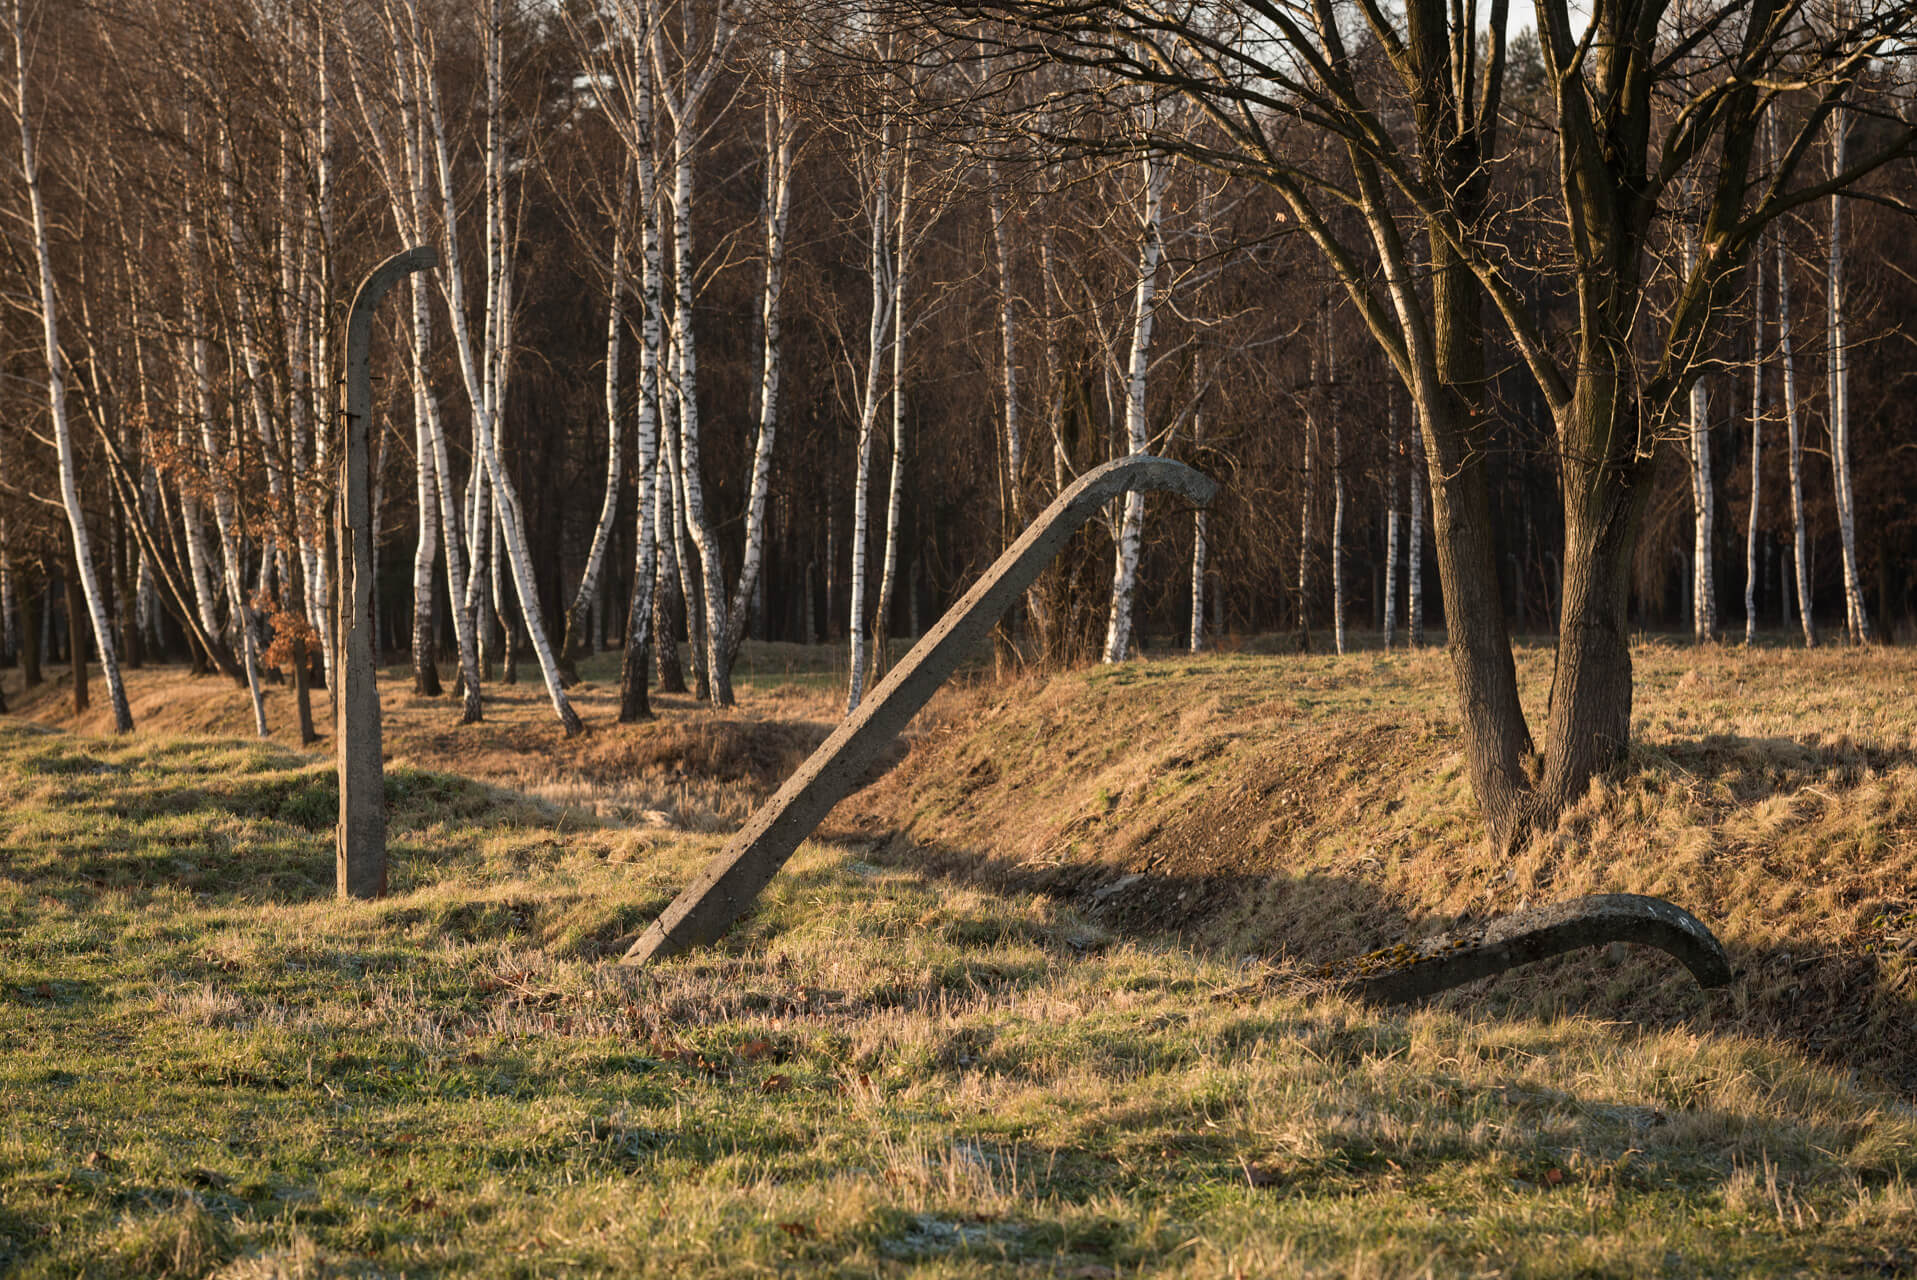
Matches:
[622,455,1216,965]
[1330,893,1732,1004]
[337,246,437,901]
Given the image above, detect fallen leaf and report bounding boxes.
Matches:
[762,1074,793,1095]
[741,1038,774,1061]
[1544,1167,1565,1186]
[777,1221,811,1239]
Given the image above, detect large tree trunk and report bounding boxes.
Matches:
[1539,372,1646,824]
[619,41,666,723]
[1419,229,1534,850]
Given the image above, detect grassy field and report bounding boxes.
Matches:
[1,640,1914,1277]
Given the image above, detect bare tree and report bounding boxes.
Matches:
[8,0,133,731]
[892,0,1917,847]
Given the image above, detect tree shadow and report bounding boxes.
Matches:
[828,803,1917,1096]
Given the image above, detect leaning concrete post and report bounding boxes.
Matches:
[337,246,437,900]
[622,455,1216,965]
[1331,894,1732,1003]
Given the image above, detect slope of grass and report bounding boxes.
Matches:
[845,641,1917,1095]
[2,658,1916,1276]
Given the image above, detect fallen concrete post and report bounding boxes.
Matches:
[337,246,437,901]
[1329,893,1732,1003]
[622,455,1216,965]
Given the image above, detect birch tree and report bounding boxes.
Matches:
[870,117,916,680]
[845,125,895,712]
[1382,397,1402,648]
[1826,96,1871,644]
[722,50,798,671]
[1744,225,1765,646]
[1777,171,1815,647]
[417,0,578,731]
[1189,405,1208,652]
[1682,225,1717,645]
[561,158,634,670]
[912,0,1917,849]
[650,0,737,705]
[1102,149,1168,663]
[8,0,133,732]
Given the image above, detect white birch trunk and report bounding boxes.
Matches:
[871,123,914,682]
[1408,426,1425,647]
[1332,419,1346,655]
[722,66,795,666]
[643,2,735,705]
[1745,226,1765,646]
[1326,308,1344,656]
[666,139,729,705]
[1776,206,1814,647]
[1102,152,1168,664]
[1383,397,1402,648]
[12,3,132,730]
[1827,104,1872,644]
[417,0,577,731]
[1298,347,1316,649]
[988,161,1024,528]
[563,167,632,665]
[1188,407,1207,653]
[620,9,666,717]
[661,332,704,695]
[845,142,894,713]
[410,293,442,694]
[1683,228,1717,643]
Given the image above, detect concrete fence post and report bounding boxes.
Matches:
[337,246,437,900]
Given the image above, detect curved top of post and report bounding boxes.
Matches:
[1053,455,1216,517]
[347,246,438,342]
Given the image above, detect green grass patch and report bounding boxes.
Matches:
[0,718,1913,1277]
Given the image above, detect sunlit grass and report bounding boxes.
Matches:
[2,669,1915,1276]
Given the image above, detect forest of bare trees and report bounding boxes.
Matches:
[2,0,1916,832]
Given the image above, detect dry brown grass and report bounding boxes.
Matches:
[6,637,1916,1095]
[5,638,1917,1276]
[2,650,838,831]
[840,640,1917,1093]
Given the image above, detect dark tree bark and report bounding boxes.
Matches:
[64,562,86,714]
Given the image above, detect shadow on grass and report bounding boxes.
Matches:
[833,727,1917,1097]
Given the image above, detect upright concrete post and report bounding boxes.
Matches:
[622,455,1216,965]
[338,246,437,900]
